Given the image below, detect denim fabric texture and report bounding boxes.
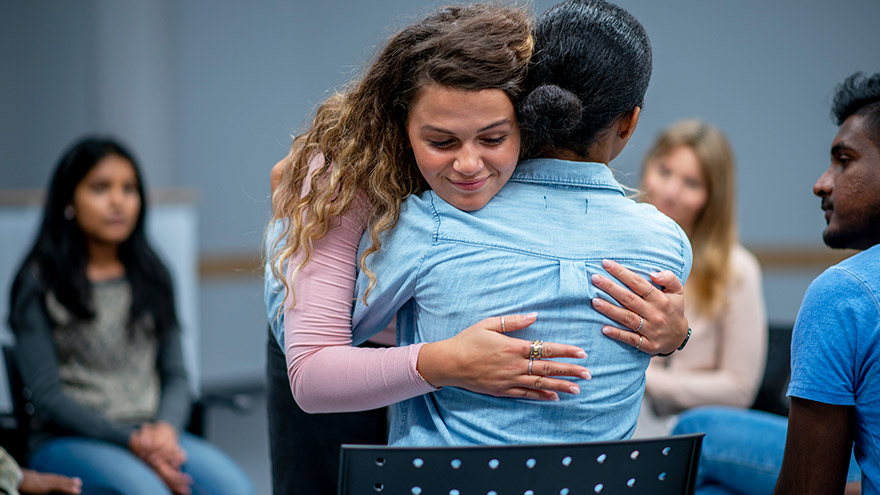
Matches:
[29,433,254,495]
[672,406,861,495]
[264,220,286,349]
[352,158,692,446]
[788,243,880,494]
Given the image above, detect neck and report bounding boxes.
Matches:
[542,148,606,164]
[86,239,124,281]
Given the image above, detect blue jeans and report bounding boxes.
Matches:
[29,433,254,495]
[672,406,861,495]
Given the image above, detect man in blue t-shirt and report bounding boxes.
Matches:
[775,72,880,494]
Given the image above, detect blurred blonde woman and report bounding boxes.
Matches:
[634,119,768,436]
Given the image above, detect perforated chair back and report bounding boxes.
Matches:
[339,433,703,495]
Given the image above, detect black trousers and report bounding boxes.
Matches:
[265,328,388,494]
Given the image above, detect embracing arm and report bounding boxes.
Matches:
[774,397,854,494]
[284,191,436,412]
[9,273,134,446]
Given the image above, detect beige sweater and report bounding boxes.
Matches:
[645,244,768,418]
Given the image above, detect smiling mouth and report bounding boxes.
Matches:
[449,178,489,191]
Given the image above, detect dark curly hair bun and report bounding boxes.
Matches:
[519,84,583,155]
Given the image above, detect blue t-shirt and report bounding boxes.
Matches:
[788,244,880,494]
[352,158,692,446]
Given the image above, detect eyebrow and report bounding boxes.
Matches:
[421,118,513,134]
[830,143,854,156]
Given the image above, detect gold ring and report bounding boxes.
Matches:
[641,285,656,298]
[529,340,544,359]
[635,335,643,350]
[501,315,506,332]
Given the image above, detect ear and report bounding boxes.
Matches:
[609,107,642,161]
[616,106,641,142]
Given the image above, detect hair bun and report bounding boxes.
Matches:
[519,84,583,154]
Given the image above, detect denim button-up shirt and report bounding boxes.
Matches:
[352,158,692,446]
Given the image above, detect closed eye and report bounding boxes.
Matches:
[429,139,455,149]
[482,136,507,146]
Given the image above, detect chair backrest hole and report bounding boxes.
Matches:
[449,490,461,495]
[658,472,667,481]
[593,483,604,493]
[561,456,573,467]
[524,491,535,495]
[630,450,639,460]
[411,487,422,494]
[560,489,570,495]
[488,459,500,470]
[525,458,537,469]
[627,478,636,488]
[662,446,671,456]
[373,483,384,492]
[374,457,386,467]
[596,453,606,464]
[450,459,462,469]
[412,458,424,468]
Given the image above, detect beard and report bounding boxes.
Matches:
[822,210,880,250]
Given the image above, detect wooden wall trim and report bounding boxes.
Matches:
[197,246,860,279]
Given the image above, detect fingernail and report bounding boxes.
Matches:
[601,327,612,335]
[591,297,604,307]
[550,394,560,402]
[591,274,604,284]
[575,350,586,358]
[603,259,614,269]
[583,371,592,380]
[525,312,537,319]
[569,385,580,394]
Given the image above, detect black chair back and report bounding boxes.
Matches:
[751,323,793,417]
[339,433,703,495]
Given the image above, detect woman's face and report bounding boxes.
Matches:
[406,85,520,211]
[642,145,708,234]
[72,154,141,246]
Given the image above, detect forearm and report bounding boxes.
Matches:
[289,342,434,412]
[155,327,192,430]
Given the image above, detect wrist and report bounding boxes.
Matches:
[416,342,446,389]
[656,327,691,357]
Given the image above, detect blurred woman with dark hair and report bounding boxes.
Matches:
[9,137,253,495]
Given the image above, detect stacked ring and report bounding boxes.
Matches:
[528,359,533,376]
[529,340,544,359]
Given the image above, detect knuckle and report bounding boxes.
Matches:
[534,377,545,389]
[542,344,554,359]
[540,361,553,375]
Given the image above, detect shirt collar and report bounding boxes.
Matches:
[510,158,625,194]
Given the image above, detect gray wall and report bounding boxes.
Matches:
[2,0,878,387]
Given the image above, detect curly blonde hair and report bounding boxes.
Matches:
[270,3,533,309]
[640,119,738,318]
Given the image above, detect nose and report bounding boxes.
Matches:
[108,186,125,208]
[452,144,483,177]
[813,167,833,197]
[654,177,680,203]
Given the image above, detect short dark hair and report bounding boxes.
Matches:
[832,72,880,146]
[518,0,652,157]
